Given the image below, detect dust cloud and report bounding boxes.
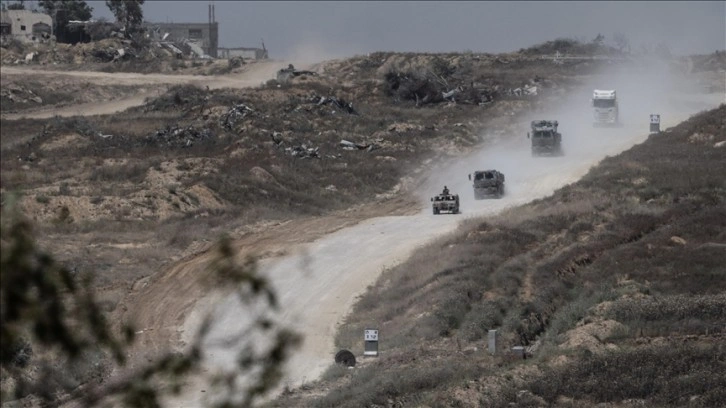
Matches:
[169,57,724,407]
[418,58,724,218]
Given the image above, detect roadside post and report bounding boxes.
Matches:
[488,329,499,354]
[650,114,661,134]
[364,329,379,357]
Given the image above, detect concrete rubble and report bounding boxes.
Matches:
[220,103,256,130]
[146,125,215,148]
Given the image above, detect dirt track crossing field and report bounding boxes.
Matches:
[0,61,291,119]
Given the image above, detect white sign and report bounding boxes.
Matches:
[364,329,378,341]
[650,114,660,124]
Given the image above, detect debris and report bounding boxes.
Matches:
[311,95,358,115]
[339,140,380,151]
[670,236,687,246]
[220,104,255,130]
[146,125,215,148]
[284,143,320,159]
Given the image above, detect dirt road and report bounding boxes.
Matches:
[0,60,290,120]
[10,60,718,406]
[164,68,723,406]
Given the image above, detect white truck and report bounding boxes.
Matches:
[592,89,619,127]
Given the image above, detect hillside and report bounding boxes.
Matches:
[274,104,726,407]
[1,42,724,406]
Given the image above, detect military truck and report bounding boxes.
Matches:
[431,188,460,214]
[528,120,563,156]
[469,170,505,199]
[592,89,619,126]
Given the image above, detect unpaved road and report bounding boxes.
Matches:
[0,60,292,120]
[164,68,724,406]
[8,61,718,407]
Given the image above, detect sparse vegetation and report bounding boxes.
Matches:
[275,105,726,406]
[2,42,724,407]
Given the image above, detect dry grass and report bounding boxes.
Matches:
[276,105,726,407]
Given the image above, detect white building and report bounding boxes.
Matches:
[0,9,53,43]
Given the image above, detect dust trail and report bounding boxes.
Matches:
[420,58,724,215]
[168,59,723,407]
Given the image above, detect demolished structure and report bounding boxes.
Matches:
[0,9,52,43]
[143,4,219,58]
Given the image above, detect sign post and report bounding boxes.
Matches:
[364,329,379,357]
[650,114,661,134]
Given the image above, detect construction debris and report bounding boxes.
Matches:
[339,140,380,152]
[310,95,358,115]
[146,125,215,148]
[268,132,321,159]
[220,103,255,130]
[285,144,320,159]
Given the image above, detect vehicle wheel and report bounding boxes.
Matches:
[433,208,439,215]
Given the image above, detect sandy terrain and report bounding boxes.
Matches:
[0,60,294,119]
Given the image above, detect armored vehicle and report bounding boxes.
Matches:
[469,170,505,199]
[431,186,460,214]
[528,120,563,156]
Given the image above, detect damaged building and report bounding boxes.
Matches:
[144,21,218,58]
[144,4,218,58]
[0,9,52,43]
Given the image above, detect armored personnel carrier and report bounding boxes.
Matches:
[469,170,505,199]
[528,120,563,156]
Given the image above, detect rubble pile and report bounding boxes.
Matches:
[309,95,358,115]
[269,131,321,159]
[220,103,256,130]
[384,70,501,107]
[145,125,215,148]
[1,37,193,67]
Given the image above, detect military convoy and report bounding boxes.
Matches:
[528,120,563,157]
[469,170,505,199]
[431,186,460,215]
[432,118,566,214]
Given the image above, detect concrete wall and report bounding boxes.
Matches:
[144,22,218,58]
[0,10,52,43]
[218,47,268,60]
